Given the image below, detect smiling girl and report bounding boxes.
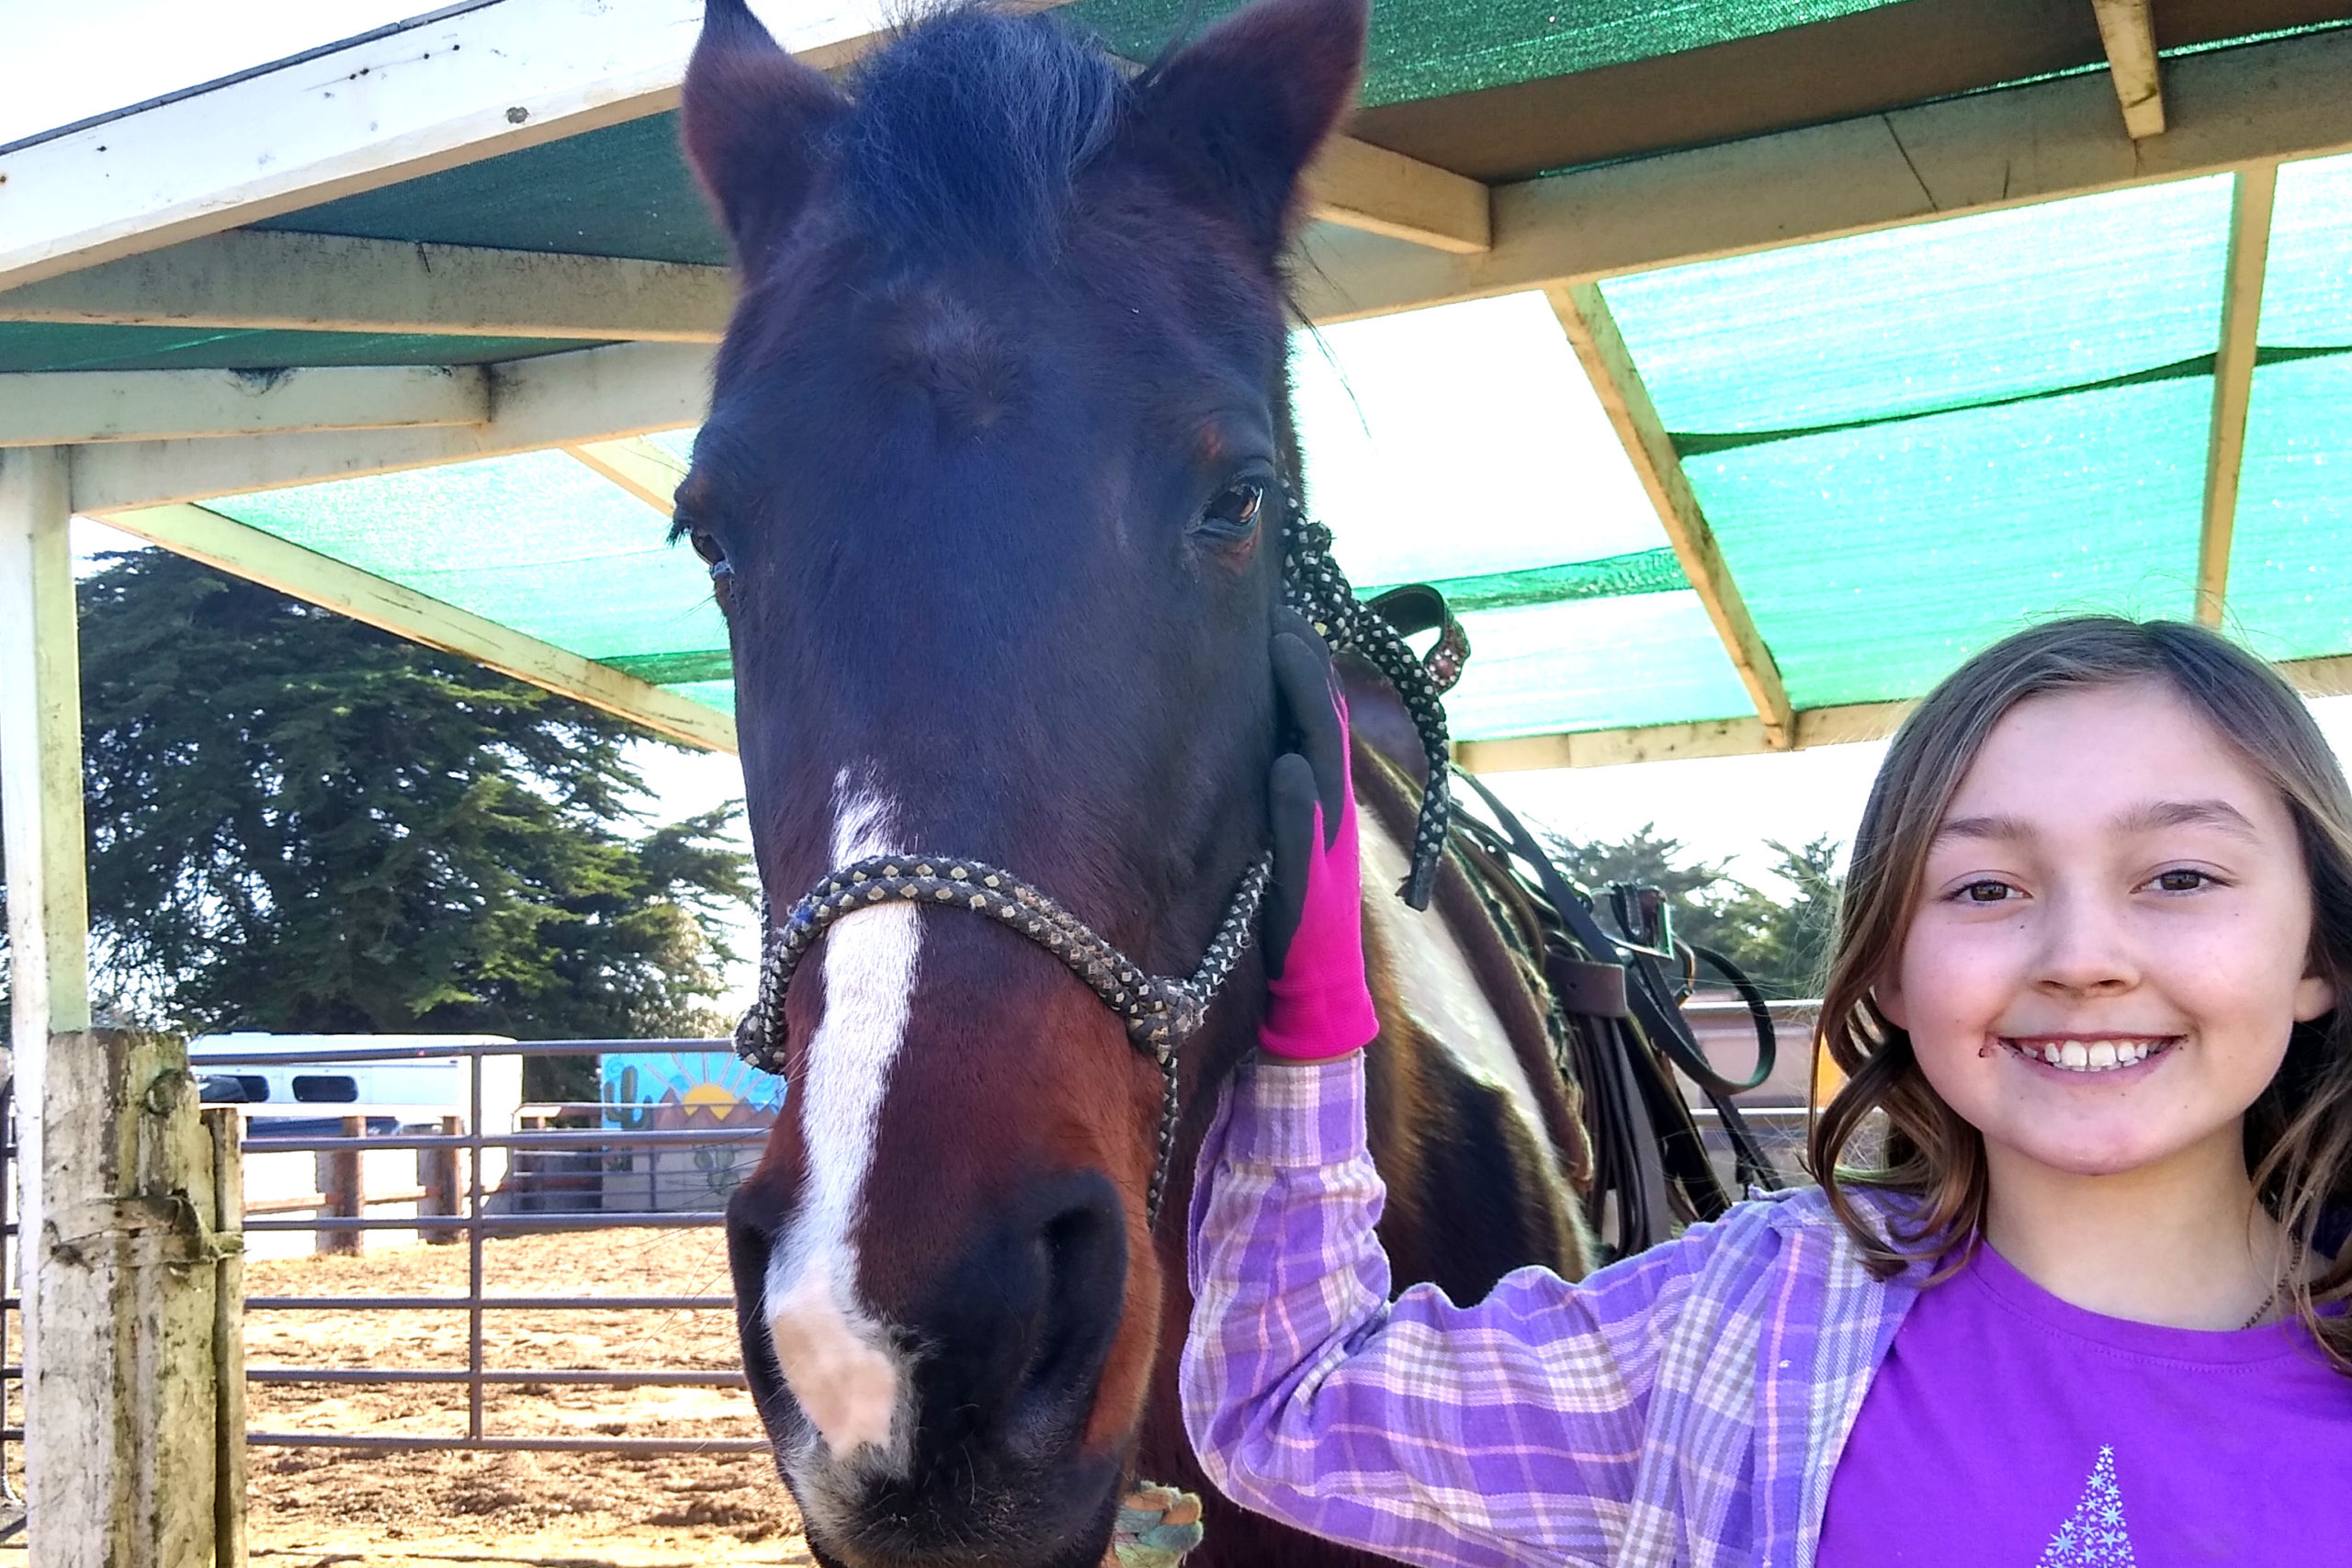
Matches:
[1184,615,2352,1567]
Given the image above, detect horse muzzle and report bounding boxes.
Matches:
[732,1168,1136,1568]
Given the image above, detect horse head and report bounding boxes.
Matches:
[680,2,1368,1562]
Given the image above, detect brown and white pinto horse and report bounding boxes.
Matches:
[681,2,1596,1562]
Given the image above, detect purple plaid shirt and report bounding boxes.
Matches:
[1182,1055,1930,1568]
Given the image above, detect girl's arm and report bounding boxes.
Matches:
[1181,1048,1712,1568]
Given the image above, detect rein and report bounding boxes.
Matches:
[730,497,1458,1228]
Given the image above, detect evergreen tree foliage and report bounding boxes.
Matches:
[1,551,750,1062]
[1541,824,1845,999]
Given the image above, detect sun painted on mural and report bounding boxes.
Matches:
[601,1050,786,1131]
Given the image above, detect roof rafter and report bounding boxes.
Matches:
[0,231,732,343]
[2089,0,2165,140]
[2195,162,2279,628]
[95,500,735,753]
[0,364,487,447]
[68,339,711,513]
[1456,701,1909,773]
[566,436,689,514]
[1297,27,2352,324]
[1545,282,1795,750]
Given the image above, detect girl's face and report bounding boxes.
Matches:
[1880,680,2334,1182]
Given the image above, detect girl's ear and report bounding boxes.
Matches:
[1130,0,1370,259]
[682,0,848,265]
[2294,968,2335,1023]
[1872,974,1910,1032]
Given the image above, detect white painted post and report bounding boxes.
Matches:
[0,443,87,1435]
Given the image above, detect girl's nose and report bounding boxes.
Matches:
[2031,886,2139,996]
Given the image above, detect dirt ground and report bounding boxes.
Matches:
[6,1226,813,1567]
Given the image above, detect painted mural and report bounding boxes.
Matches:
[600,1051,786,1208]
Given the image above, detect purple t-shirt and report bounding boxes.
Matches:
[1817,1239,2352,1567]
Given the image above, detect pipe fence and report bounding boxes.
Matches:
[0,1009,1823,1476]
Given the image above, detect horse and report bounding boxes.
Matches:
[680,2,1600,1562]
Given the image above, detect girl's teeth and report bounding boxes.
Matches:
[2018,1039,2160,1073]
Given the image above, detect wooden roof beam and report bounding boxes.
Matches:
[1306,139,1491,254]
[68,339,712,513]
[2090,0,2166,140]
[1296,27,2352,326]
[1544,282,1796,751]
[1456,701,1909,773]
[2195,162,2278,628]
[0,364,487,447]
[94,500,736,753]
[0,0,910,292]
[0,231,732,343]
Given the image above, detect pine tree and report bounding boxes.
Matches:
[1540,825,1844,999]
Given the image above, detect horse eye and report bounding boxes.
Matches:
[1203,480,1263,532]
[690,530,729,571]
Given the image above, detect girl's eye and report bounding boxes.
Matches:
[2152,868,2210,893]
[1959,880,2016,904]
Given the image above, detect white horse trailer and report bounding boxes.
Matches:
[190,1033,524,1258]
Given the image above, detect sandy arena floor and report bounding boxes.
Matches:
[6,1226,812,1567]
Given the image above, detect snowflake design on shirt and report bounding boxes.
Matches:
[2035,1448,2137,1567]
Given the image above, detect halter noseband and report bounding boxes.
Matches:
[732,500,1457,1226]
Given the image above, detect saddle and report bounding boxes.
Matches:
[1353,586,1785,1258]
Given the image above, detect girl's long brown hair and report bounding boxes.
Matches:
[1807,616,2352,1367]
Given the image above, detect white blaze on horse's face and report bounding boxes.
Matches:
[763,772,918,1470]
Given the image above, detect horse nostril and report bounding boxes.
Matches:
[914,1169,1127,1457]
[1019,1185,1125,1408]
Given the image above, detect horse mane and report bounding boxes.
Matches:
[836,5,1126,261]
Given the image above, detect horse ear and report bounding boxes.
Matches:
[682,0,847,261]
[1133,0,1369,256]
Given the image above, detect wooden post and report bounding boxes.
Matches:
[206,1107,248,1568]
[322,1116,364,1257]
[0,446,95,1562]
[423,1114,462,1245]
[32,1030,232,1566]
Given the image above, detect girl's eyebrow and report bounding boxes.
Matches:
[1931,798,2259,845]
[1932,812,2030,843]
[2112,797,2260,839]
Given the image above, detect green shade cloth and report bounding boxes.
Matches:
[2227,355,2352,664]
[2260,150,2352,352]
[1441,590,1756,739]
[1603,178,2234,439]
[208,448,730,713]
[1687,376,2211,711]
[1062,0,1910,108]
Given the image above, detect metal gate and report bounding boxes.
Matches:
[4,1037,775,1463]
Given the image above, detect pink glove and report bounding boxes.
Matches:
[1259,612,1379,1061]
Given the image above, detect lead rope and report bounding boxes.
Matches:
[1281,512,1453,909]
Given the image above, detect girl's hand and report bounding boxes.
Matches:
[1260,610,1379,1061]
